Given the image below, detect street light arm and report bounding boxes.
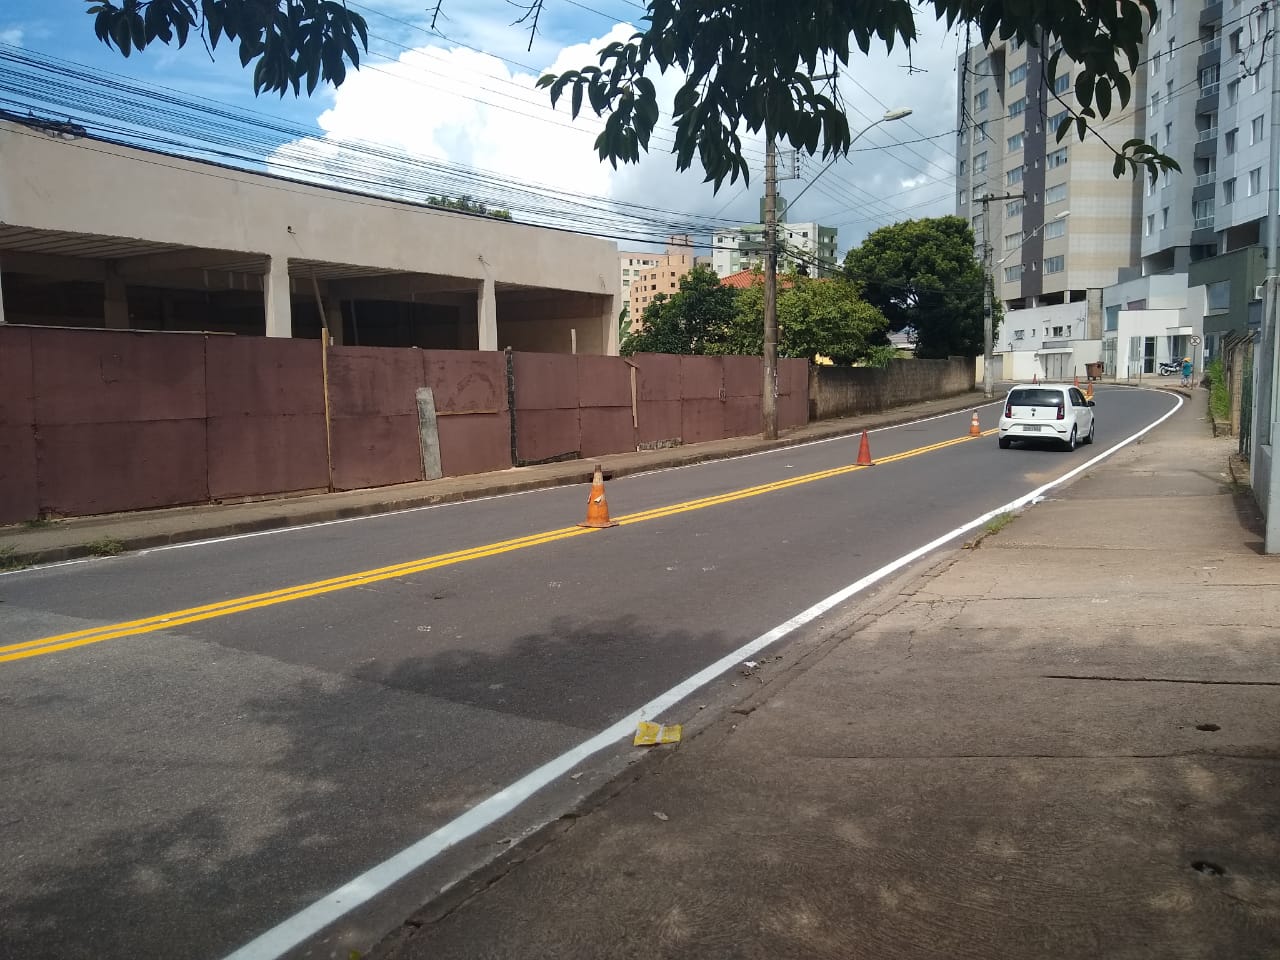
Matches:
[787,109,912,209]
[996,210,1069,266]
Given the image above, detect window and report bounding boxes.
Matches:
[976,57,989,75]
[1005,231,1024,252]
[1044,255,1065,274]
[1151,50,1161,75]
[1048,109,1069,132]
[1047,147,1069,168]
[974,88,989,111]
[1009,96,1027,118]
[1006,199,1024,218]
[1208,280,1231,311]
[1144,214,1155,236]
[958,159,967,175]
[1199,64,1220,96]
[1010,35,1024,51]
[1044,217,1066,239]
[1045,183,1067,204]
[959,189,967,205]
[1230,29,1243,55]
[1223,177,1236,203]
[1193,198,1215,228]
[959,127,967,144]
[1150,92,1160,115]
[1008,64,1027,86]
[975,121,988,141]
[1225,129,1237,155]
[1228,78,1241,106]
[1005,265,1024,282]
[1052,326,1068,337]
[1007,166,1024,186]
[1053,73,1070,95]
[1165,122,1172,143]
[974,151,988,172]
[1252,115,1265,144]
[1162,207,1170,229]
[1249,167,1262,196]
[1007,132,1024,153]
[1013,328,1025,339]
[1254,71,1264,94]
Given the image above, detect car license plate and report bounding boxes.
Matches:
[1023,424,1042,432]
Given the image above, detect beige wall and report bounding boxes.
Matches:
[0,121,621,353]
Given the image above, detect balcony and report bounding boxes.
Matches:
[1201,36,1221,55]
[1194,215,1215,229]
[1196,126,1219,143]
[1199,81,1220,97]
[1195,172,1216,187]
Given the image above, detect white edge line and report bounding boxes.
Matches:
[7,399,1006,571]
[221,389,1182,960]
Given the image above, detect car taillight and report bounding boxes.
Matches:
[1005,402,1013,417]
[1056,404,1065,420]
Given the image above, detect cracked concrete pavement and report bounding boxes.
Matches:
[372,389,1280,960]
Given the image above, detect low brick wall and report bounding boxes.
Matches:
[809,358,975,421]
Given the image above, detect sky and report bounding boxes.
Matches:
[1,1,967,256]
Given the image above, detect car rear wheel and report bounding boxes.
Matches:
[1065,426,1077,451]
[1086,420,1095,445]
[998,436,1011,449]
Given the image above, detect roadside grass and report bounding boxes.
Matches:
[1206,358,1229,422]
[86,537,125,557]
[963,511,1016,549]
[23,517,54,529]
[0,545,29,572]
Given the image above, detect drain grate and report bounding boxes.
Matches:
[1195,723,1221,732]
[1191,860,1226,876]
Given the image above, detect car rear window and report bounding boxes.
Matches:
[1009,389,1064,406]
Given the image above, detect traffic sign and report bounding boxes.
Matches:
[1191,336,1202,345]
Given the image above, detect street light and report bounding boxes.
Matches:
[983,209,1070,398]
[762,107,912,440]
[786,108,914,210]
[997,209,1070,266]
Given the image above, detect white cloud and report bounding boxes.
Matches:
[0,27,24,46]
[272,14,966,255]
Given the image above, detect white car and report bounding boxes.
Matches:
[998,384,1095,451]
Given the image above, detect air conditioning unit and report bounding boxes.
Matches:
[1256,285,1266,301]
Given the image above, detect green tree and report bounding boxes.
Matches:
[843,216,996,360]
[86,1,1175,186]
[708,276,887,364]
[619,265,737,355]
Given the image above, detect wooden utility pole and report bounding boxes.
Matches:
[763,138,779,439]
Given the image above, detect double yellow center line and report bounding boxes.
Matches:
[1,426,998,665]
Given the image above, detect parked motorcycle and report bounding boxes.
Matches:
[1157,359,1181,377]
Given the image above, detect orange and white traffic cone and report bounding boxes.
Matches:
[856,430,875,466]
[578,465,619,529]
[969,411,982,437]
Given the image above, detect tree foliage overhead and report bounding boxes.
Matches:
[843,215,995,361]
[85,0,1176,188]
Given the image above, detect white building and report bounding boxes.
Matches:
[712,202,839,277]
[0,117,621,354]
[1101,273,1207,379]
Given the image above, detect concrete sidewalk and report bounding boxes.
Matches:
[373,390,1280,960]
[0,391,990,567]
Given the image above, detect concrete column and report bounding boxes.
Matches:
[263,254,293,338]
[478,277,498,351]
[324,298,344,346]
[104,271,129,329]
[0,262,6,324]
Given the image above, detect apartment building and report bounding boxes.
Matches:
[712,197,839,277]
[628,234,695,322]
[618,251,661,301]
[955,33,1144,313]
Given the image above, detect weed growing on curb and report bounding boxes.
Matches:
[0,545,29,572]
[86,538,125,557]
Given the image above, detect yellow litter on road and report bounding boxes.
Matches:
[633,721,682,746]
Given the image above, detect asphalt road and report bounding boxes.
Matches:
[0,385,1180,960]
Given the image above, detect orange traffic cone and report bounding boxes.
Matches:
[856,430,875,466]
[969,411,982,437]
[578,465,619,529]
[1033,373,1038,384]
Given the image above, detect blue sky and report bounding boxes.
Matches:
[1,2,964,252]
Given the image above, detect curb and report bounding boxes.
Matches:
[2,392,993,568]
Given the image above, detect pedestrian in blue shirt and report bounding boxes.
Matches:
[1181,356,1193,387]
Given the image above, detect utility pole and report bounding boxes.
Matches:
[763,138,779,440]
[1262,0,1280,551]
[978,192,1025,398]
